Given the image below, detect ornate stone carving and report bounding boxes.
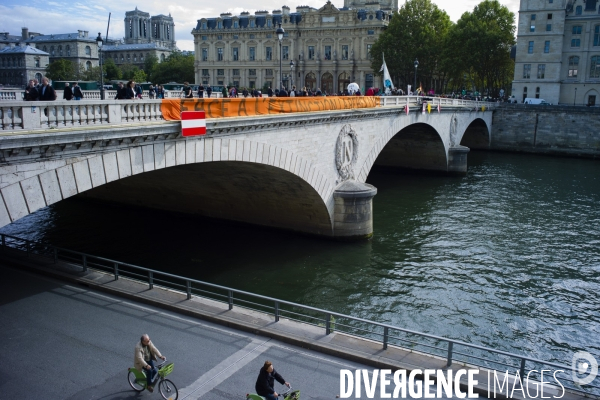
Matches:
[335,124,358,181]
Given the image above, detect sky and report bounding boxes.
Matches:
[0,0,520,51]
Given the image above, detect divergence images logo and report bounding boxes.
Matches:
[572,352,598,386]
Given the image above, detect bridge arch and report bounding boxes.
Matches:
[0,138,337,236]
[459,117,491,149]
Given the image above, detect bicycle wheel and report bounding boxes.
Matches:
[128,370,145,392]
[159,378,178,399]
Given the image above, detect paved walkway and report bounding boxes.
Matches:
[0,248,591,400]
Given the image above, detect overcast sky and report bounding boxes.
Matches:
[0,0,520,51]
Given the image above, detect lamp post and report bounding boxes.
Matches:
[290,60,295,89]
[95,32,105,100]
[574,87,577,105]
[276,23,285,91]
[414,58,419,95]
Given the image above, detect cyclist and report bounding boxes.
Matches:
[255,361,290,400]
[134,334,166,392]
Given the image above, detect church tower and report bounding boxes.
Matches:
[150,14,176,50]
[124,7,151,44]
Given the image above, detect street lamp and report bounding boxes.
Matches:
[290,60,295,89]
[95,32,105,100]
[276,23,285,91]
[414,58,419,95]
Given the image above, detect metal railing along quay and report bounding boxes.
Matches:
[1,232,596,396]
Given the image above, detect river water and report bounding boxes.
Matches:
[2,151,599,369]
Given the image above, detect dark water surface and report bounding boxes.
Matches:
[2,151,599,366]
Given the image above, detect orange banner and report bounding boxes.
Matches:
[160,96,380,121]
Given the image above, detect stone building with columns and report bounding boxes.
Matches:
[0,44,49,87]
[512,0,600,105]
[192,0,394,93]
[101,8,177,68]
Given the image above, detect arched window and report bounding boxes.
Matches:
[58,45,62,56]
[50,46,55,56]
[35,72,42,82]
[338,72,350,92]
[321,72,333,93]
[568,56,579,77]
[43,46,47,52]
[85,46,91,55]
[129,19,133,38]
[86,61,92,70]
[133,55,137,62]
[140,53,144,62]
[161,53,165,61]
[120,55,124,62]
[305,72,316,90]
[591,56,600,78]
[127,54,130,61]
[66,45,70,56]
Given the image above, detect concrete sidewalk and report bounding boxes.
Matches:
[0,247,593,400]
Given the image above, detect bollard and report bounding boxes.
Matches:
[228,290,233,310]
[383,327,389,350]
[274,301,280,322]
[326,314,331,335]
[446,342,454,367]
[114,263,119,280]
[149,271,153,289]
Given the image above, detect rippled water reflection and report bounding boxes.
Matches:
[2,151,599,365]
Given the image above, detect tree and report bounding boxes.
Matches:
[143,54,159,82]
[104,58,122,81]
[370,0,452,93]
[119,63,140,81]
[45,59,76,81]
[76,65,101,81]
[150,52,194,84]
[443,0,515,97]
[132,69,147,83]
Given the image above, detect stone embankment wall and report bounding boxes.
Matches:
[491,105,600,158]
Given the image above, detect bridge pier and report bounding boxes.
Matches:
[332,181,377,240]
[447,145,470,175]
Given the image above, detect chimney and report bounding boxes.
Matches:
[21,27,29,40]
[78,30,83,37]
[84,31,88,38]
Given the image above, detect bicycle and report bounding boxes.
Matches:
[246,385,300,400]
[128,358,178,400]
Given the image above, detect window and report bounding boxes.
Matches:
[249,34,255,39]
[576,6,582,15]
[234,21,239,28]
[217,69,224,75]
[202,35,208,40]
[573,26,582,34]
[86,61,92,70]
[266,34,272,38]
[544,41,550,53]
[282,46,289,60]
[66,45,70,56]
[267,19,272,28]
[308,46,315,60]
[530,14,536,32]
[249,81,255,88]
[217,80,224,85]
[202,48,208,61]
[233,69,240,76]
[266,69,273,76]
[233,47,239,61]
[548,13,552,19]
[234,35,239,39]
[591,56,600,78]
[537,64,546,79]
[535,87,540,98]
[367,44,372,60]
[217,48,223,61]
[51,46,55,56]
[367,30,374,35]
[250,20,255,28]
[523,64,531,79]
[217,35,222,40]
[133,55,137,62]
[585,0,597,11]
[140,54,144,61]
[546,24,552,31]
[266,47,272,61]
[249,69,256,76]
[342,45,349,60]
[202,69,209,76]
[35,58,40,67]
[528,41,534,53]
[324,46,331,60]
[85,46,91,55]
[572,38,581,47]
[202,22,207,29]
[588,95,596,106]
[249,47,255,61]
[218,21,223,29]
[595,25,600,46]
[568,56,579,77]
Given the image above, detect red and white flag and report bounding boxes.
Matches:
[437,104,441,113]
[404,104,409,115]
[181,111,206,136]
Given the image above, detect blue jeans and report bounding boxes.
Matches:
[145,360,156,386]
[74,97,81,100]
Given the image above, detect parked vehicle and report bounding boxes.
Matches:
[524,98,550,105]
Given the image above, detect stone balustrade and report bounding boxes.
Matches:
[0,89,221,101]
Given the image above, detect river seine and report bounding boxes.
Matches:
[2,151,598,368]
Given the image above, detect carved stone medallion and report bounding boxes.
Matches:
[335,124,359,181]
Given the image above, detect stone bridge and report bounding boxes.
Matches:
[0,97,495,239]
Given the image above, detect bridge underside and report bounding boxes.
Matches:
[461,119,490,149]
[76,162,333,237]
[373,124,448,172]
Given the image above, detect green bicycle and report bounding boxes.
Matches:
[247,385,300,400]
[128,358,178,400]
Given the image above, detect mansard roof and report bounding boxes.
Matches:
[0,45,49,55]
[101,42,172,52]
[27,33,95,42]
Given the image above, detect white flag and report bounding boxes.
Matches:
[380,54,395,90]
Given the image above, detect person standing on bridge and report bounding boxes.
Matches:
[134,334,165,393]
[255,361,290,400]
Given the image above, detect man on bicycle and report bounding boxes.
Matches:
[255,361,290,400]
[134,334,165,392]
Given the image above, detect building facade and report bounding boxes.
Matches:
[192,0,395,93]
[512,0,600,105]
[26,29,100,71]
[0,44,49,86]
[101,8,177,68]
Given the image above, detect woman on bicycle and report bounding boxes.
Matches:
[134,334,166,392]
[255,361,290,400]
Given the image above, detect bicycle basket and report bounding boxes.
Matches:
[285,390,300,400]
[158,362,174,378]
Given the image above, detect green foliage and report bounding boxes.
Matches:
[370,0,452,92]
[442,0,515,96]
[119,63,140,80]
[76,65,102,81]
[45,59,76,81]
[143,54,159,81]
[132,69,147,83]
[151,52,194,84]
[103,58,122,81]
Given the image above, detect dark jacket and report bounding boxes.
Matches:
[115,87,127,99]
[255,368,285,396]
[39,85,56,101]
[24,85,39,101]
[125,87,136,99]
[73,85,84,98]
[63,86,73,100]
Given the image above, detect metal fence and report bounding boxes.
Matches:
[1,232,597,396]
